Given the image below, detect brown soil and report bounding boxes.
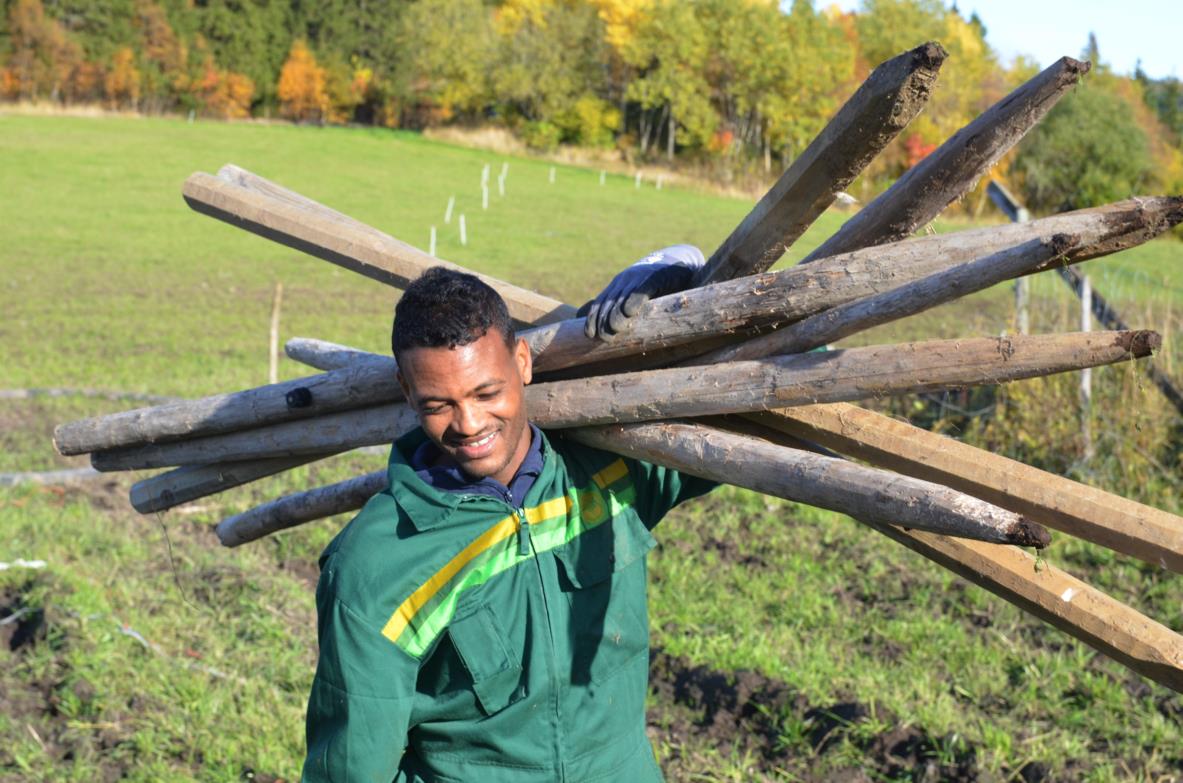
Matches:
[646,648,980,782]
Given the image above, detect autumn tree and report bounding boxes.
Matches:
[5,0,84,100]
[393,0,496,126]
[1013,83,1152,212]
[104,45,140,108]
[277,39,328,122]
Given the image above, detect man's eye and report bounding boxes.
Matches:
[477,391,500,401]
[421,404,447,415]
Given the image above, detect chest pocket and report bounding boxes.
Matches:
[554,511,657,686]
[448,604,525,716]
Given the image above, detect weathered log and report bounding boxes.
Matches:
[750,403,1183,573]
[217,469,389,547]
[92,331,1159,471]
[575,421,1048,545]
[54,360,404,457]
[215,421,1047,549]
[129,454,329,514]
[285,337,384,373]
[696,42,946,285]
[802,57,1090,263]
[696,233,1078,364]
[181,170,575,327]
[93,403,417,471]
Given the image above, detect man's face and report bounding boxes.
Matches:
[397,330,533,487]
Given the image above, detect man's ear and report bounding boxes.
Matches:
[514,337,533,386]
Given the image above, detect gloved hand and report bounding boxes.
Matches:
[578,244,706,340]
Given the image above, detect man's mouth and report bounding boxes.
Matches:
[452,430,499,461]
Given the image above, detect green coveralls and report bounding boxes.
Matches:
[302,427,715,782]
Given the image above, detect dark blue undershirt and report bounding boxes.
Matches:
[409,423,545,508]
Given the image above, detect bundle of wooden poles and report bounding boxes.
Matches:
[55,44,1183,691]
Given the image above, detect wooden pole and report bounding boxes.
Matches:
[91,331,1159,471]
[871,523,1183,693]
[129,454,327,514]
[54,360,405,457]
[285,337,386,373]
[695,42,946,285]
[694,233,1079,364]
[215,422,1048,549]
[802,57,1090,264]
[182,169,574,327]
[750,403,1183,573]
[216,469,388,547]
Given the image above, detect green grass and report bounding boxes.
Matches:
[2,112,1181,782]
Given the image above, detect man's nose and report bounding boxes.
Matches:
[451,402,484,436]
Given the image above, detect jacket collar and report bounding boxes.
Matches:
[387,425,554,532]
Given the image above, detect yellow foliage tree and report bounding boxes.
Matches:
[494,0,554,35]
[587,0,651,52]
[105,47,141,109]
[277,40,329,123]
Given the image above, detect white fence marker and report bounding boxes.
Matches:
[444,196,455,224]
[481,164,490,186]
[634,171,642,189]
[656,174,664,190]
[549,166,556,184]
[600,170,606,186]
[429,226,437,257]
[482,184,489,210]
[459,214,467,246]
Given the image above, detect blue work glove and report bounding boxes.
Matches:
[578,244,706,340]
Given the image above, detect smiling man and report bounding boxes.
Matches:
[302,249,714,783]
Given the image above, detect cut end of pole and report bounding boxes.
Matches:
[1008,517,1052,549]
[1057,56,1092,82]
[909,41,949,70]
[1118,330,1162,358]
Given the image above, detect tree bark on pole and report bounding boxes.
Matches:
[91,331,1159,471]
[129,453,330,514]
[285,337,383,373]
[801,57,1090,264]
[693,233,1078,364]
[215,422,1048,549]
[695,42,946,285]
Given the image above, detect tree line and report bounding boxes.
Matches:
[3,0,1181,211]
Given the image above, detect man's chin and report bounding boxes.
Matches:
[451,451,510,482]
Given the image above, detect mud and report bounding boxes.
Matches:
[646,648,982,782]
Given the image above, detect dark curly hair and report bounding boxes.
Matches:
[392,267,515,361]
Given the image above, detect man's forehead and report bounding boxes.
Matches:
[399,332,515,384]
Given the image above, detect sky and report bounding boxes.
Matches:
[825,0,1182,79]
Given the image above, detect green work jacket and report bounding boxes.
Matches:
[302,426,715,783]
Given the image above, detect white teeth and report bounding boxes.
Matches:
[465,432,495,448]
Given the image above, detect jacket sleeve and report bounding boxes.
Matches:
[625,458,718,531]
[302,564,418,783]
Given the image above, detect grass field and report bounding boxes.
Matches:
[2,112,1182,782]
